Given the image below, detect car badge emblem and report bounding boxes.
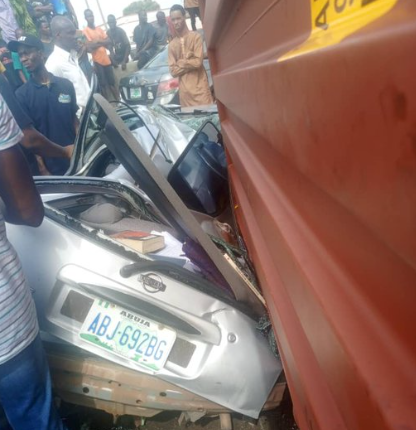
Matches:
[138,273,166,293]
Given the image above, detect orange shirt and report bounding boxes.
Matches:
[185,0,199,7]
[83,26,111,66]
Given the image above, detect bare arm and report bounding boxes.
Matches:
[85,31,112,52]
[85,38,112,51]
[0,94,43,226]
[101,38,112,48]
[0,145,43,226]
[21,127,72,159]
[35,154,50,176]
[85,40,104,51]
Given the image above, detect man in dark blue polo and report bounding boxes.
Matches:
[9,35,78,175]
[0,73,73,175]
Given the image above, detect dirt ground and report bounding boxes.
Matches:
[62,389,299,430]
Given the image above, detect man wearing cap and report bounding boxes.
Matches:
[0,71,73,176]
[9,35,78,175]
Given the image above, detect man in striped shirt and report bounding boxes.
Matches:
[0,94,65,429]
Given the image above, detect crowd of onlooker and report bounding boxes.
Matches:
[0,0,205,99]
[0,1,216,429]
[0,0,211,176]
[0,0,74,89]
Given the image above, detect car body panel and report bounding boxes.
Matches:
[8,174,280,418]
[46,342,286,418]
[120,44,212,106]
[121,62,169,105]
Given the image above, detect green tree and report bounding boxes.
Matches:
[123,0,160,15]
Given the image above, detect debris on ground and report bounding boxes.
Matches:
[61,388,298,430]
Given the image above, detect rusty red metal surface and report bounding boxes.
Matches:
[200,1,416,429]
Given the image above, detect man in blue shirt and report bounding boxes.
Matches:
[9,35,78,175]
[0,73,73,175]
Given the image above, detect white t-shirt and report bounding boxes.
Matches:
[46,45,92,115]
[0,94,39,365]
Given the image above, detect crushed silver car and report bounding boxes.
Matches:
[7,96,283,422]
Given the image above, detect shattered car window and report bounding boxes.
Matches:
[151,105,221,132]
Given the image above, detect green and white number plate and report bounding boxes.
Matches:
[130,88,142,99]
[80,300,176,372]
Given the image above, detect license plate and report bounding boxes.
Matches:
[130,88,142,99]
[79,300,176,372]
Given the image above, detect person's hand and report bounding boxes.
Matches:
[134,50,142,60]
[63,144,74,159]
[36,155,51,176]
[121,62,127,71]
[40,168,51,176]
[186,51,194,59]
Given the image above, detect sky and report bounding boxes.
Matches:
[72,0,184,26]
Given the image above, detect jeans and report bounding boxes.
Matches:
[0,334,65,430]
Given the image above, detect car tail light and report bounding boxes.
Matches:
[157,77,179,96]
